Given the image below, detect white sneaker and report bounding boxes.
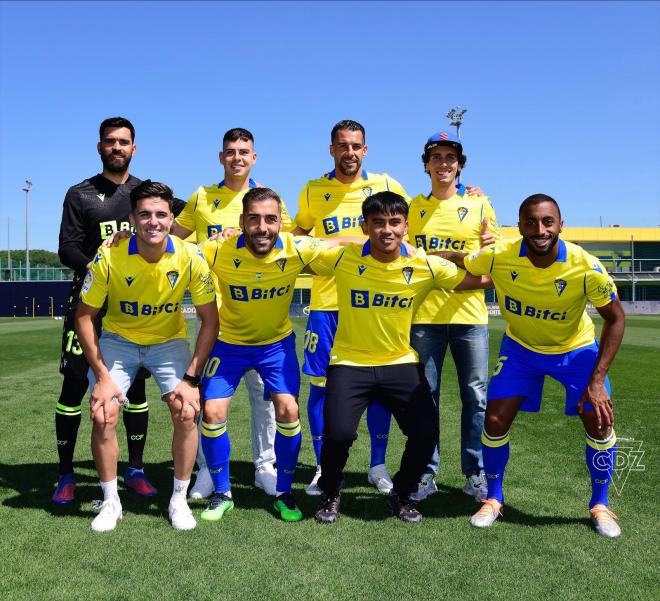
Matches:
[254,463,278,496]
[169,497,197,531]
[590,504,621,538]
[189,466,213,500]
[470,498,503,528]
[91,497,123,532]
[463,472,488,501]
[305,465,322,496]
[410,473,438,501]
[367,464,394,494]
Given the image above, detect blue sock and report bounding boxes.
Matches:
[275,420,302,494]
[585,430,616,508]
[307,384,325,465]
[367,399,391,467]
[481,429,510,503]
[201,420,230,494]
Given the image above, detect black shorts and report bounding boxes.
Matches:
[59,277,150,382]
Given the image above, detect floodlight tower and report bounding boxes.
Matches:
[446,106,467,183]
[22,180,32,281]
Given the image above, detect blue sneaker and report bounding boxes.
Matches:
[123,467,158,497]
[52,473,76,505]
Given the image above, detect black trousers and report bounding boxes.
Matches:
[318,363,439,499]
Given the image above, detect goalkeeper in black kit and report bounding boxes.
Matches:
[53,116,185,504]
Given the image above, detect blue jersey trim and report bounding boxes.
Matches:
[128,235,176,255]
[236,234,283,250]
[519,238,567,262]
[327,168,368,180]
[361,240,407,257]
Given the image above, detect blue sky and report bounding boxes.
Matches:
[1,1,659,253]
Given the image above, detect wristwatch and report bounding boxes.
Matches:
[182,372,201,386]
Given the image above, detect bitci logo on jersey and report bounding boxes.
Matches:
[350,289,414,309]
[322,215,363,235]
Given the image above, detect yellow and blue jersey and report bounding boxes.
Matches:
[80,236,215,345]
[294,170,409,310]
[176,179,293,241]
[464,237,617,354]
[309,242,465,366]
[201,232,325,345]
[408,190,499,325]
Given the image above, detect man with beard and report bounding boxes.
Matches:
[292,120,408,495]
[54,117,183,504]
[440,194,625,538]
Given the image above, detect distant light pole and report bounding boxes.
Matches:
[22,180,32,281]
[446,106,468,183]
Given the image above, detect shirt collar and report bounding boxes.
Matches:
[361,240,408,257]
[236,234,284,250]
[519,238,567,262]
[427,183,466,200]
[128,235,175,255]
[218,178,257,188]
[327,168,368,181]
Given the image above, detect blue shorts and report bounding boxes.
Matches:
[302,310,338,378]
[488,334,611,416]
[202,332,300,400]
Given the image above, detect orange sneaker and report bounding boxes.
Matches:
[470,498,503,528]
[590,504,621,538]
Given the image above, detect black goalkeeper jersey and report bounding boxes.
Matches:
[58,174,185,276]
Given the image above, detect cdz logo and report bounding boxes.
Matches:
[504,296,567,321]
[414,235,466,251]
[322,215,363,235]
[350,290,414,309]
[229,284,291,302]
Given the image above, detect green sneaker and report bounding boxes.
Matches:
[201,492,234,522]
[274,493,303,522]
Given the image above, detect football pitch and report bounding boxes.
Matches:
[0,316,657,601]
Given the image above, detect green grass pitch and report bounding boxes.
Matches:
[0,315,658,600]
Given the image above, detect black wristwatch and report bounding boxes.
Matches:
[182,373,201,386]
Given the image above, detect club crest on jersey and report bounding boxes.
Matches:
[166,270,179,289]
[510,271,519,281]
[233,258,241,269]
[324,193,331,202]
[554,278,567,296]
[125,276,135,287]
[358,264,367,275]
[97,193,105,202]
[213,199,220,209]
[593,262,603,274]
[457,207,468,222]
[276,258,287,272]
[420,210,426,219]
[362,187,373,198]
[94,251,103,264]
[402,266,413,284]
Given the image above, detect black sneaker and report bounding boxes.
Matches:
[315,493,341,524]
[387,493,422,523]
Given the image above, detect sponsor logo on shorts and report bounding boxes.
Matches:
[119,301,180,316]
[350,289,414,309]
[504,295,567,321]
[321,215,363,235]
[414,235,466,251]
[229,284,292,302]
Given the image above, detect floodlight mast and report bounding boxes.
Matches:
[446,106,467,183]
[22,180,32,281]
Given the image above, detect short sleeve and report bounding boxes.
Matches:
[482,197,501,241]
[293,185,315,231]
[308,246,345,276]
[293,237,328,266]
[199,238,221,268]
[280,201,294,232]
[175,188,200,232]
[585,258,617,308]
[188,247,217,306]
[427,255,465,290]
[464,244,497,276]
[80,249,109,308]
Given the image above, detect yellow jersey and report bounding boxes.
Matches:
[80,235,215,345]
[176,179,293,241]
[464,237,617,354]
[201,232,325,345]
[408,190,499,325]
[294,170,409,310]
[309,242,465,366]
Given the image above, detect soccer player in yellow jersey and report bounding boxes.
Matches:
[198,188,340,522]
[75,181,219,532]
[308,192,491,524]
[408,130,499,502]
[292,120,409,495]
[443,194,625,538]
[171,128,291,499]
